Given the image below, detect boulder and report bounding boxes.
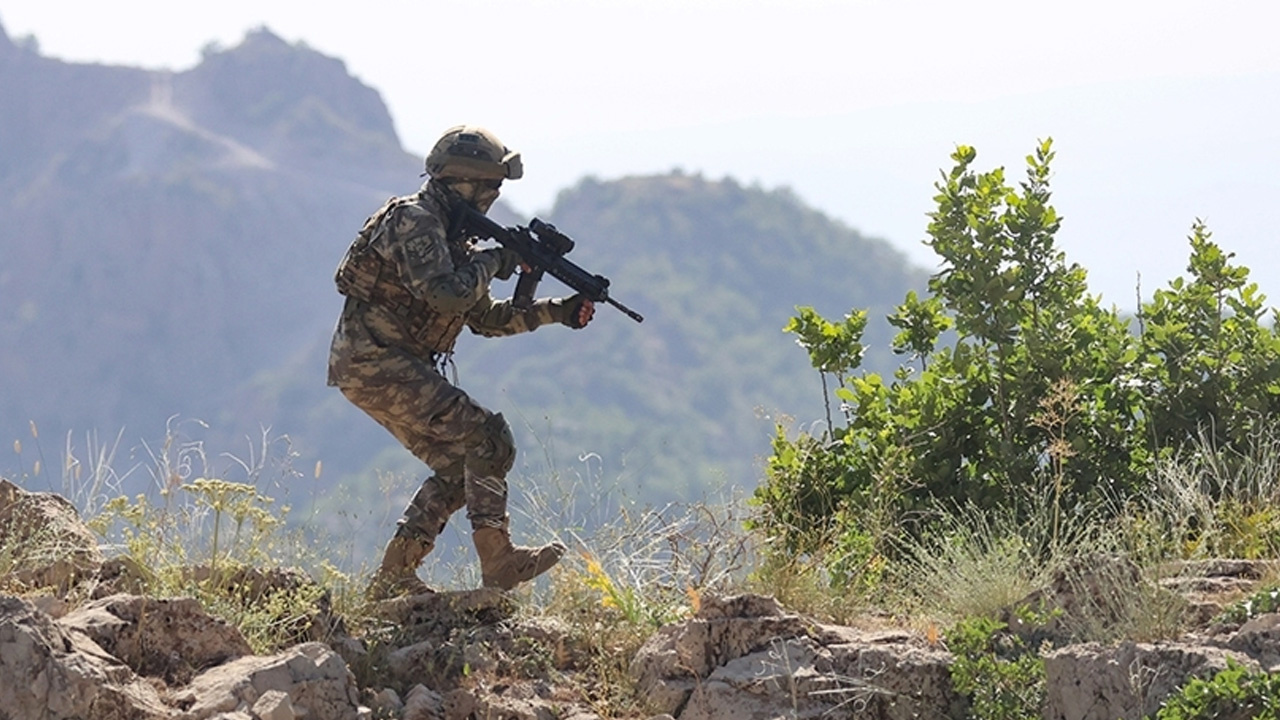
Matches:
[0,594,169,719]
[1042,640,1256,720]
[631,593,964,720]
[90,561,349,648]
[1159,558,1279,628]
[369,588,569,691]
[1009,552,1171,646]
[251,689,295,720]
[381,614,568,692]
[1216,611,1280,671]
[60,593,253,684]
[171,641,363,720]
[373,587,515,630]
[443,686,558,720]
[374,686,409,718]
[0,478,103,592]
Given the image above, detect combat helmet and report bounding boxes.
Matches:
[424,126,523,181]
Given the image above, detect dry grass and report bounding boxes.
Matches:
[884,498,1067,627]
[503,466,760,716]
[744,544,872,627]
[13,413,1280,716]
[1125,427,1280,563]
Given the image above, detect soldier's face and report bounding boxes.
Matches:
[448,179,502,213]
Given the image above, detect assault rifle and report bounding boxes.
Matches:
[459,206,644,323]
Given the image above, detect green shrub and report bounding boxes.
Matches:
[1152,659,1280,719]
[754,140,1280,579]
[947,615,1044,720]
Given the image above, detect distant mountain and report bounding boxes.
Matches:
[1,27,417,452]
[0,26,927,522]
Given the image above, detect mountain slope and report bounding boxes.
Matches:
[0,28,419,451]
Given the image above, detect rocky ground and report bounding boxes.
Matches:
[4,478,1280,720]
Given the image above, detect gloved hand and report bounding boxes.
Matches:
[551,294,595,329]
[484,247,522,281]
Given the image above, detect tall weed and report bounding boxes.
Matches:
[1127,426,1280,563]
[65,420,363,653]
[888,496,1077,624]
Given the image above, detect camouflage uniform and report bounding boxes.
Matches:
[328,180,572,543]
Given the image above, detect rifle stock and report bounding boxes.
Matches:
[459,206,644,323]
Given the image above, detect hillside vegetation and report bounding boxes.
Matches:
[756,141,1280,582]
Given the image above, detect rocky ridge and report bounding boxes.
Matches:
[4,477,1280,720]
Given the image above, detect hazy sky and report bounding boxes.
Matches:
[3,0,1279,307]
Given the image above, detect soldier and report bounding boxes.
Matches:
[328,125,595,599]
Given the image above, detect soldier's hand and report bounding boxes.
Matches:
[485,247,521,281]
[557,294,595,329]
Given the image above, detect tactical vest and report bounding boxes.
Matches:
[334,195,468,354]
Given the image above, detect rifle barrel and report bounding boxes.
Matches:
[608,298,645,323]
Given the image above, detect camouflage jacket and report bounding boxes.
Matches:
[327,181,561,386]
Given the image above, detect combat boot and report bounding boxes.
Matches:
[366,535,434,600]
[473,525,566,590]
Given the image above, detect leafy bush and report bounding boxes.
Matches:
[1216,584,1280,626]
[947,615,1045,720]
[1152,659,1280,719]
[754,140,1280,583]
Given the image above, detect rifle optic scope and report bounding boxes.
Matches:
[529,219,575,256]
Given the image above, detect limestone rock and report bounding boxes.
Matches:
[386,638,471,692]
[631,593,964,719]
[404,681,445,717]
[1218,611,1280,671]
[92,555,151,597]
[60,593,253,684]
[1043,640,1256,720]
[28,591,71,618]
[0,478,103,592]
[1009,552,1170,646]
[517,615,576,669]
[172,641,362,720]
[252,689,295,720]
[370,686,407,717]
[1166,558,1280,582]
[1160,558,1278,628]
[371,589,570,691]
[0,594,169,719]
[696,593,785,620]
[444,686,556,720]
[373,587,514,630]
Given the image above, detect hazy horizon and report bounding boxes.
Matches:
[3,0,1279,306]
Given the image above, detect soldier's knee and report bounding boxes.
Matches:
[464,412,516,478]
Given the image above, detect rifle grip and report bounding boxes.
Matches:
[513,267,542,310]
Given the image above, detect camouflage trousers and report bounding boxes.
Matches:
[336,360,515,541]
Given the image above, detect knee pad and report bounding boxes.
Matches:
[464,412,516,478]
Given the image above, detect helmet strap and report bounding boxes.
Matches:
[438,186,470,243]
